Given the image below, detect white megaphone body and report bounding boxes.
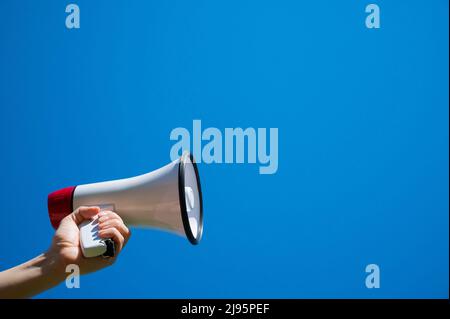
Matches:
[48,152,203,258]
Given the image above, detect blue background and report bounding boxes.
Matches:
[0,1,448,298]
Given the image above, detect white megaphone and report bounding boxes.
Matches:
[47,152,203,258]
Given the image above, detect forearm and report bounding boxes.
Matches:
[0,252,65,298]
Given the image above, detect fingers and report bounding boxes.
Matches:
[98,211,130,239]
[98,211,131,253]
[98,219,130,244]
[65,206,101,226]
[98,210,122,223]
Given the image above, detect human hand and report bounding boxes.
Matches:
[49,206,131,274]
[0,206,131,298]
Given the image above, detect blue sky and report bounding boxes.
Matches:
[0,0,448,298]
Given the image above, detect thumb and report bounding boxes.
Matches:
[70,206,101,225]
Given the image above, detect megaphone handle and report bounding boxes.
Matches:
[79,211,115,258]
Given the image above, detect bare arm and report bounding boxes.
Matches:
[0,252,65,298]
[0,206,130,298]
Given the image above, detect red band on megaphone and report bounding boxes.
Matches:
[48,186,76,229]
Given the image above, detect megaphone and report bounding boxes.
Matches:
[47,152,203,258]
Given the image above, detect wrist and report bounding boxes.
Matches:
[40,251,68,286]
